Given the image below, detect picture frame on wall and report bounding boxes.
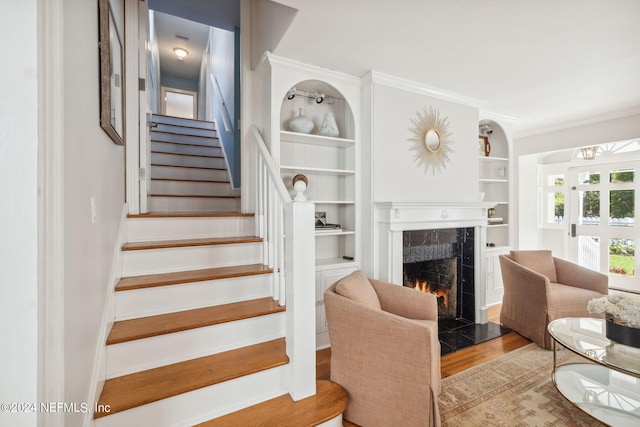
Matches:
[98,0,125,145]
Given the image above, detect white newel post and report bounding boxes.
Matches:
[285,200,316,400]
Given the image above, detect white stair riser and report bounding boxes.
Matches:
[126,216,254,241]
[121,243,263,275]
[148,196,240,213]
[106,313,285,378]
[115,274,272,320]
[150,132,220,146]
[150,165,229,182]
[152,124,217,138]
[151,141,222,157]
[93,366,288,427]
[151,152,226,169]
[152,115,214,130]
[150,180,233,197]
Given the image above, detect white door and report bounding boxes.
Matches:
[568,162,639,292]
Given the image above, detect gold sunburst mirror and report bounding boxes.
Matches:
[408,107,454,175]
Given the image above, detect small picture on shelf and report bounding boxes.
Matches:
[315,212,327,227]
[315,211,342,231]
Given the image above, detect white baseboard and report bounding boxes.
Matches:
[83,203,128,427]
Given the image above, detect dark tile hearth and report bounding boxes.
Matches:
[438,318,511,356]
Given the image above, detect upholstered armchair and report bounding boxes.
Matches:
[499,250,608,349]
[324,270,441,427]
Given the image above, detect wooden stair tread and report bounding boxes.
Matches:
[95,338,288,418]
[150,133,220,140]
[122,235,260,251]
[127,212,254,218]
[149,193,239,199]
[151,162,226,171]
[151,149,224,159]
[116,263,272,291]
[150,177,230,183]
[151,138,220,148]
[107,297,284,344]
[195,380,348,427]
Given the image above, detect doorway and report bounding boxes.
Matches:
[567,161,639,292]
[161,86,197,119]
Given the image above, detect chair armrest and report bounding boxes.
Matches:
[554,257,608,294]
[369,277,438,321]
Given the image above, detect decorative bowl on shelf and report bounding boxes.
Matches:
[288,108,314,134]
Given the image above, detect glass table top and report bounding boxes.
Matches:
[549,318,640,425]
[548,317,640,377]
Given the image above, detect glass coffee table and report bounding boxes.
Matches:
[548,317,640,426]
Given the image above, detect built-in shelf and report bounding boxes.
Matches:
[280,130,355,147]
[486,245,511,253]
[280,166,355,176]
[479,155,509,162]
[315,229,355,237]
[314,200,355,205]
[315,258,358,270]
[479,178,508,183]
[487,223,509,228]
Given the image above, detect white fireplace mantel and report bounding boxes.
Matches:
[374,201,496,324]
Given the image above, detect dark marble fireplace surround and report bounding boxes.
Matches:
[403,228,509,355]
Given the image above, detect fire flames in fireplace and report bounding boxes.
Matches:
[413,279,448,310]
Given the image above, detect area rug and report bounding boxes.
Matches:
[439,343,606,426]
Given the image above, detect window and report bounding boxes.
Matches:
[543,172,566,225]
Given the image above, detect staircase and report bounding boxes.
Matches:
[148,115,240,213]
[93,213,346,426]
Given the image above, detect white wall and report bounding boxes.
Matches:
[513,112,640,250]
[359,74,480,276]
[209,26,237,186]
[0,1,39,426]
[370,83,479,203]
[63,0,125,425]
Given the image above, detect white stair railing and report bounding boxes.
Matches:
[249,125,316,401]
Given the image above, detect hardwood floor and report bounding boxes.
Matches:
[315,304,531,426]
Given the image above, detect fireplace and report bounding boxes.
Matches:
[374,201,496,324]
[402,228,474,322]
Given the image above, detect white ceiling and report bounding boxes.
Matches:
[148,0,640,137]
[271,0,640,136]
[153,11,210,81]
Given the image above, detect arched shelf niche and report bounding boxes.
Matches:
[478,118,510,249]
[279,79,355,141]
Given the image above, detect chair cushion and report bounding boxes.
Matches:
[335,270,382,310]
[510,250,557,283]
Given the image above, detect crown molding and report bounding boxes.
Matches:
[480,110,519,124]
[361,70,487,108]
[264,52,361,84]
[515,106,640,139]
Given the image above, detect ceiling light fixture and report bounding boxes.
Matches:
[580,146,599,160]
[173,47,189,60]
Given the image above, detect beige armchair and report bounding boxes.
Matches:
[324,270,441,427]
[499,250,608,349]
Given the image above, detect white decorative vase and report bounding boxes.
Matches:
[288,108,314,134]
[318,112,339,137]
